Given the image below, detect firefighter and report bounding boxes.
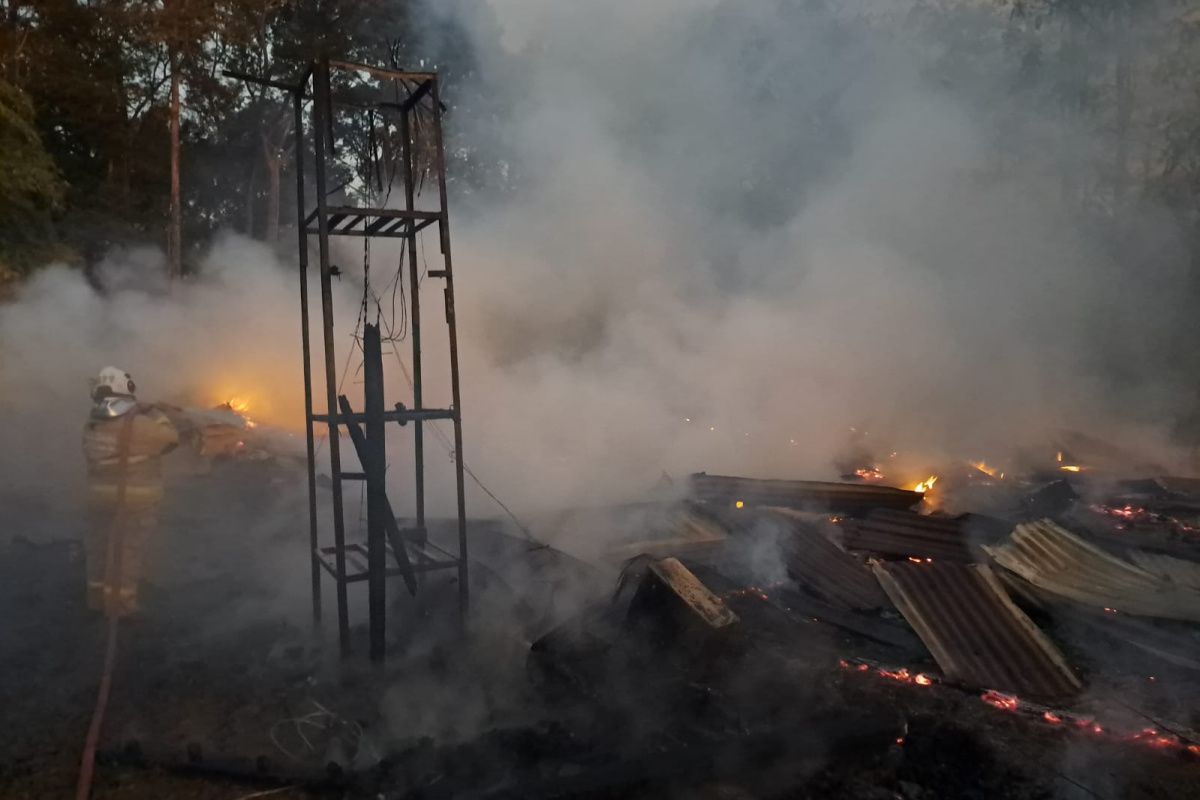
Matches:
[82,366,179,615]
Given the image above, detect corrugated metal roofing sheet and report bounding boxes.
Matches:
[985,519,1200,622]
[765,509,887,610]
[996,570,1200,672]
[1129,550,1200,592]
[688,473,921,513]
[841,510,979,562]
[873,560,1082,699]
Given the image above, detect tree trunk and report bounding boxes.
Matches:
[266,154,281,244]
[166,53,182,280]
[262,131,281,244]
[245,153,259,237]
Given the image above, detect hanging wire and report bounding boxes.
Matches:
[374,305,543,548]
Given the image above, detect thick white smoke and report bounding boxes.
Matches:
[2,0,1197,548]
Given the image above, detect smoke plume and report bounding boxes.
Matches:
[2,0,1198,550]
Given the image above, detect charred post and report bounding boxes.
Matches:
[363,323,388,661]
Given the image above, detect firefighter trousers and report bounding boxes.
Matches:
[85,485,161,616]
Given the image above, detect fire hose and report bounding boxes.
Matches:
[75,413,134,800]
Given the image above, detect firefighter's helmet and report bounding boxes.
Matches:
[91,366,137,401]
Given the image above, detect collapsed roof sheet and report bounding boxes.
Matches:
[688,473,921,514]
[998,570,1200,672]
[1129,550,1200,592]
[985,519,1200,622]
[874,560,1082,699]
[840,510,992,562]
[766,509,887,610]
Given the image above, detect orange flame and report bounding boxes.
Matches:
[909,475,939,494]
[970,460,1000,478]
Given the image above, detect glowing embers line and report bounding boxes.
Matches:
[1090,503,1199,536]
[838,658,936,688]
[838,657,1200,759]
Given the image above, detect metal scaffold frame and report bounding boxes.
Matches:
[228,57,469,661]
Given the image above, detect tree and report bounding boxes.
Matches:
[150,0,284,277]
[0,77,64,274]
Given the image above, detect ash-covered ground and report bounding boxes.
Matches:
[2,460,1199,800]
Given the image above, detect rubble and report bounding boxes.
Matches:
[8,446,1200,798]
[986,519,1200,622]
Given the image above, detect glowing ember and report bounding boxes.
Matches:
[855,466,885,481]
[1188,744,1200,756]
[909,475,939,494]
[895,737,905,745]
[735,500,745,509]
[1056,451,1064,463]
[1104,607,1118,614]
[1060,464,1083,473]
[1043,711,1062,724]
[914,674,933,686]
[981,690,1019,711]
[907,557,923,564]
[723,585,770,601]
[1130,728,1178,749]
[878,668,910,682]
[1095,504,1145,521]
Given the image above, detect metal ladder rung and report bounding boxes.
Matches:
[365,216,393,234]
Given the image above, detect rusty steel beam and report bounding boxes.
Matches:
[293,75,321,626]
[430,76,470,623]
[311,57,351,655]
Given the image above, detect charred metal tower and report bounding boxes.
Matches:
[229,58,469,661]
